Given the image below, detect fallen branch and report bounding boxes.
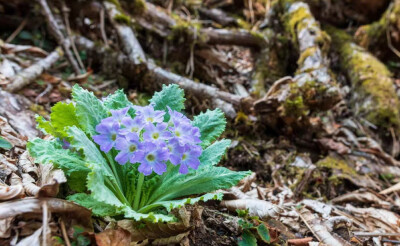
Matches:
[5,47,63,93]
[37,0,81,75]
[134,2,267,48]
[254,1,340,120]
[74,36,242,118]
[327,25,400,132]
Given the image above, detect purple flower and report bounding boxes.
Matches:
[167,106,190,126]
[61,139,70,149]
[114,133,144,165]
[169,122,201,145]
[138,141,169,175]
[133,105,165,124]
[119,116,145,135]
[166,138,184,165]
[105,107,130,124]
[178,144,202,174]
[93,119,120,152]
[143,122,172,142]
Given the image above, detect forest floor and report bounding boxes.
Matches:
[1,0,400,245]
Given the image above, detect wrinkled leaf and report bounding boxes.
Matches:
[192,108,226,148]
[150,84,185,113]
[102,89,133,110]
[72,84,108,136]
[199,139,231,167]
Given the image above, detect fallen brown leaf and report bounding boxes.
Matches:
[95,228,131,246]
[288,237,313,246]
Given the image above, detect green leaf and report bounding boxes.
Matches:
[66,126,121,193]
[68,193,120,217]
[27,138,89,192]
[238,230,257,246]
[123,206,176,223]
[86,163,125,208]
[0,136,12,150]
[72,84,107,136]
[102,89,133,110]
[199,139,231,167]
[143,193,223,213]
[50,102,80,138]
[148,166,250,204]
[36,115,58,137]
[256,224,270,243]
[192,108,226,148]
[149,84,185,112]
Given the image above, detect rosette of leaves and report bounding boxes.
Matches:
[28,84,250,223]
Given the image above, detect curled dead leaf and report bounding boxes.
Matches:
[221,199,283,219]
[21,173,40,196]
[0,183,24,201]
[18,151,38,176]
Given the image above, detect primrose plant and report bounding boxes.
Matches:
[28,84,250,222]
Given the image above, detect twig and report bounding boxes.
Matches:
[42,201,48,246]
[353,232,400,237]
[35,83,53,104]
[60,219,72,246]
[99,7,109,47]
[6,18,28,43]
[6,47,63,92]
[61,1,85,72]
[37,0,81,75]
[297,209,322,242]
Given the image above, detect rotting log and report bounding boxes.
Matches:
[326,26,400,131]
[254,1,341,121]
[355,0,400,59]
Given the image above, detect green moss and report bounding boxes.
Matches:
[132,0,146,14]
[285,5,310,44]
[237,19,251,30]
[297,47,317,68]
[316,156,356,176]
[114,13,131,25]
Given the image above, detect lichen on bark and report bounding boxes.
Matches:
[259,0,341,119]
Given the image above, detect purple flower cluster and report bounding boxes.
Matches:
[93,105,202,175]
